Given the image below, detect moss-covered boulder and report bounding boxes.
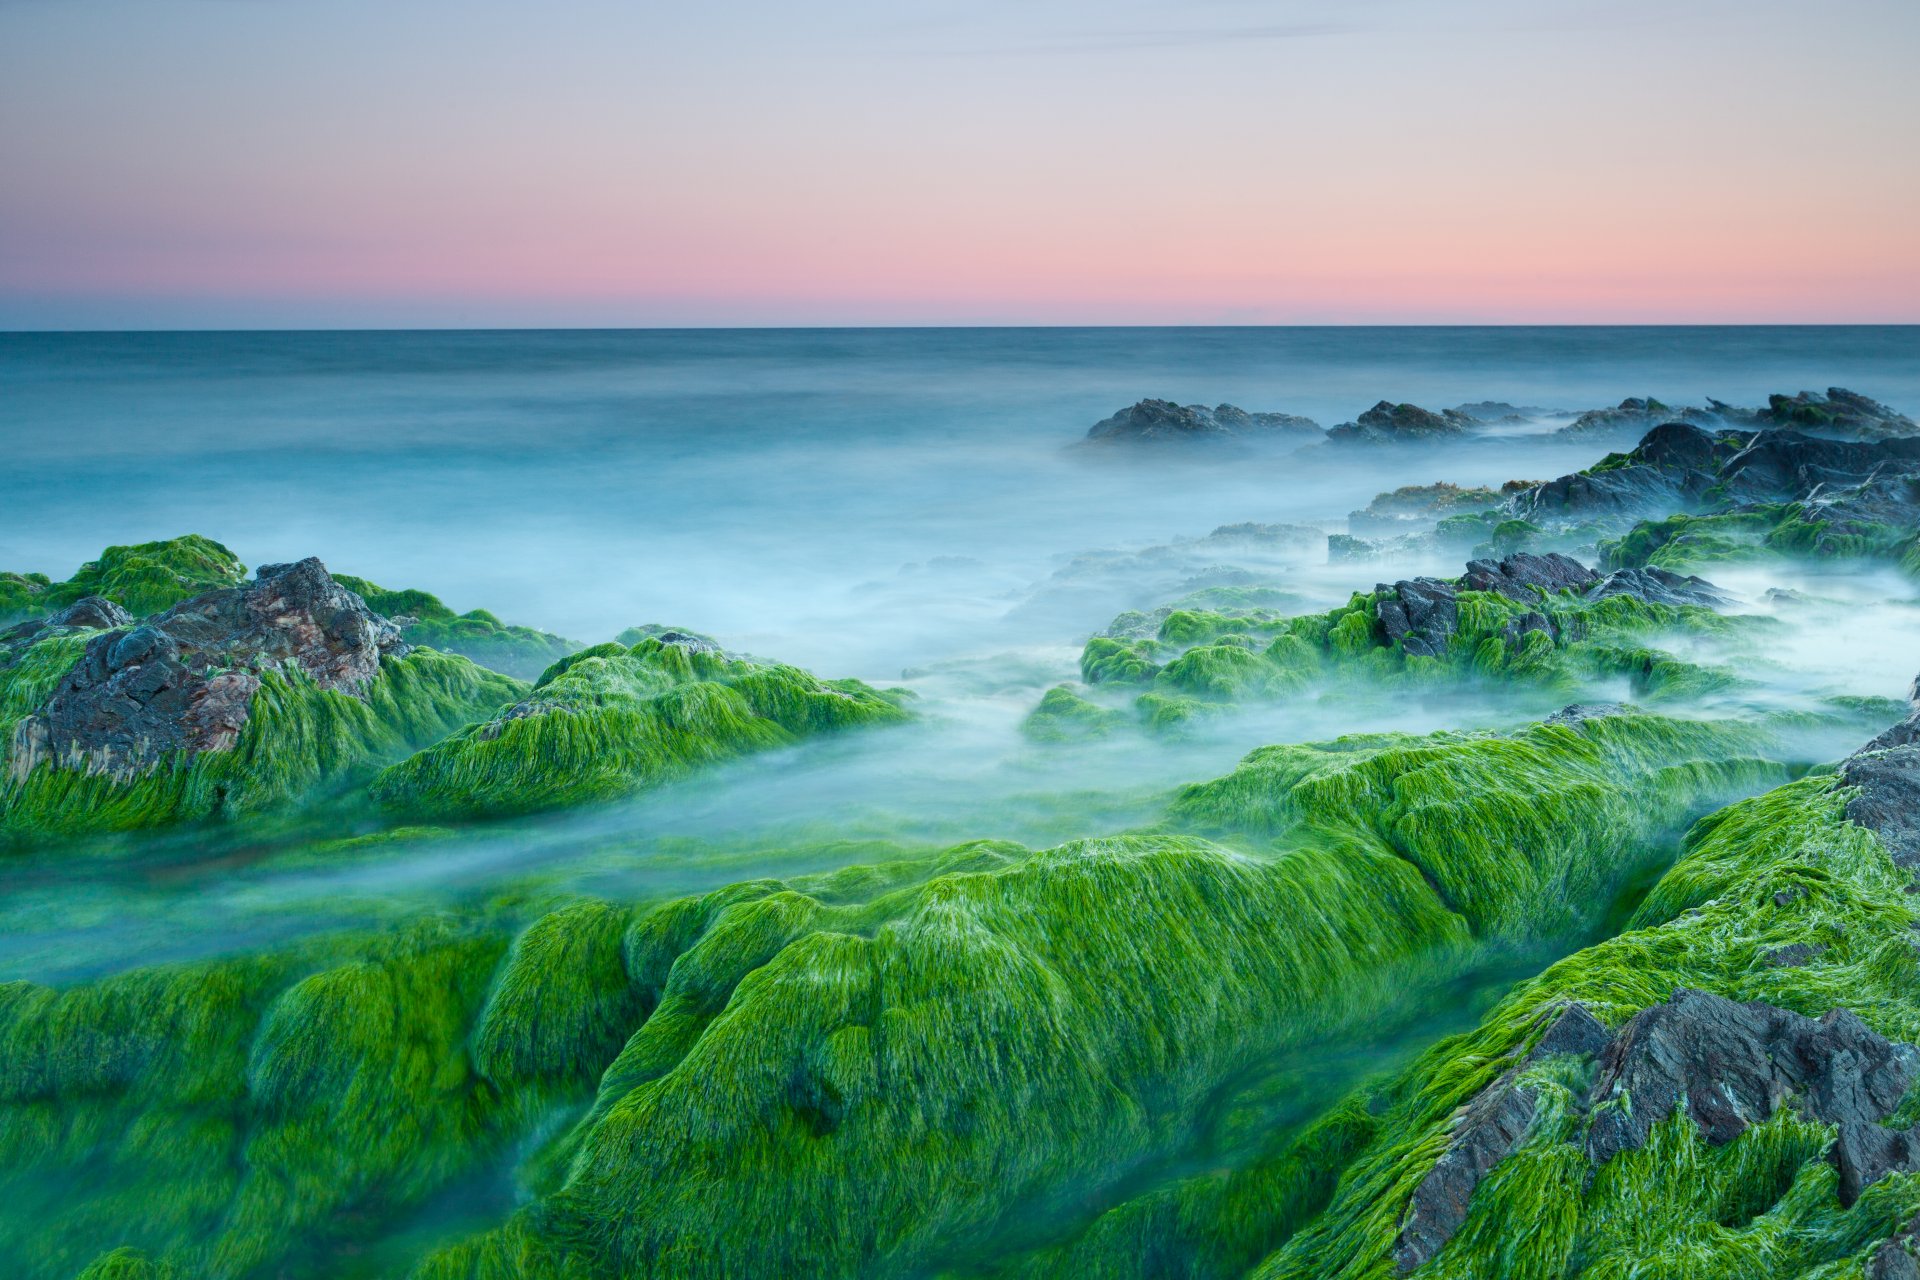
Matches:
[0,536,245,626]
[334,574,579,681]
[370,635,911,819]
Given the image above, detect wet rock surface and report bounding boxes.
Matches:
[1393,1003,1609,1272]
[1514,423,1920,532]
[1584,566,1732,608]
[1398,981,1920,1270]
[1085,399,1323,443]
[1758,388,1918,441]
[0,596,134,650]
[1841,686,1920,868]
[1461,551,1597,600]
[8,559,406,780]
[1327,400,1474,445]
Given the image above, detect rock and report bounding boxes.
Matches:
[1584,566,1732,608]
[1461,552,1598,601]
[1840,746,1920,869]
[1392,1003,1609,1273]
[1327,401,1474,446]
[1759,388,1917,441]
[1761,942,1826,967]
[1450,401,1557,424]
[0,595,135,649]
[8,559,407,781]
[1374,578,1458,658]
[1348,482,1511,536]
[1869,1238,1920,1280]
[1545,703,1629,728]
[1085,399,1322,444]
[1585,989,1918,1178]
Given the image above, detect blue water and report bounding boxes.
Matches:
[3,326,1917,677]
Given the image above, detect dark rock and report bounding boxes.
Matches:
[1500,611,1552,647]
[1584,566,1733,608]
[1462,552,1598,601]
[1761,943,1826,968]
[1393,1002,1609,1273]
[1585,989,1918,1178]
[1759,388,1917,441]
[1840,746,1920,869]
[1327,401,1474,446]
[1833,1122,1920,1206]
[1450,401,1556,424]
[1545,703,1628,727]
[0,595,136,649]
[8,559,406,781]
[1085,399,1322,444]
[1375,578,1458,658]
[1871,1241,1920,1280]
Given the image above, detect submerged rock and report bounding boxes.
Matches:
[1326,401,1474,445]
[1085,399,1322,444]
[9,559,407,780]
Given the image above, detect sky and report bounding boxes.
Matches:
[1,0,1917,328]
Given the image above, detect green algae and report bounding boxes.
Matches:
[370,637,910,820]
[0,703,1803,1280]
[1222,772,1920,1280]
[334,575,580,681]
[0,536,245,625]
[0,643,523,845]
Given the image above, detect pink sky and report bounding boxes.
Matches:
[3,0,1916,327]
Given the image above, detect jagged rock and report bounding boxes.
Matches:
[1085,399,1322,443]
[1761,942,1826,967]
[1348,482,1520,536]
[1840,746,1920,869]
[1461,552,1597,600]
[1327,401,1474,446]
[1545,703,1629,727]
[1375,578,1458,658]
[1585,989,1918,1178]
[1393,1004,1609,1272]
[1870,1227,1920,1280]
[1450,401,1556,424]
[1585,566,1732,608]
[0,595,134,649]
[1500,611,1552,646]
[9,559,406,780]
[1760,388,1917,441]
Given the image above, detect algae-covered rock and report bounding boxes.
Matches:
[370,636,910,818]
[0,535,246,627]
[1085,399,1323,444]
[0,558,522,842]
[1326,401,1474,445]
[334,573,580,681]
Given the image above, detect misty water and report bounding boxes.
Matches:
[5,326,1920,984]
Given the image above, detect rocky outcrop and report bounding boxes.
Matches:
[1585,990,1917,1176]
[1393,1003,1610,1272]
[1327,401,1473,446]
[0,596,134,651]
[9,559,406,781]
[1397,986,1920,1271]
[1370,552,1729,662]
[1460,552,1597,600]
[1513,422,1920,533]
[1085,399,1322,444]
[1348,482,1532,536]
[1840,685,1920,869]
[1758,388,1917,441]
[1584,566,1731,608]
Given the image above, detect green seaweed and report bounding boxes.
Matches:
[334,575,580,682]
[370,637,910,819]
[0,536,245,625]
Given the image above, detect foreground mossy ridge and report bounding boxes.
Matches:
[371,634,912,818]
[1,702,1798,1280]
